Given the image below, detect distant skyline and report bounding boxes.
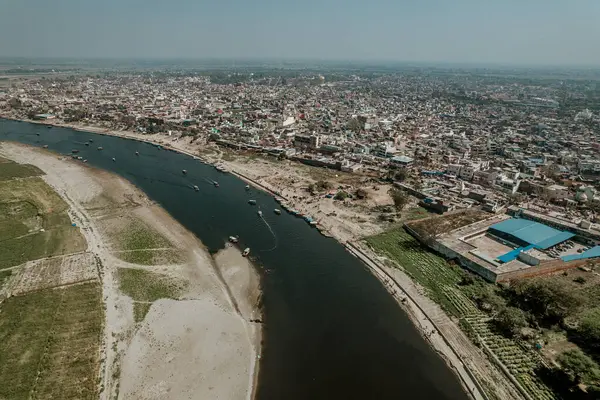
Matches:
[1,0,600,66]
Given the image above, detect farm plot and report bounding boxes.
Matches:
[0,177,86,269]
[10,252,98,295]
[117,268,187,322]
[99,216,183,266]
[0,282,103,400]
[365,228,557,400]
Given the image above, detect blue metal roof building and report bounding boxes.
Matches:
[489,218,575,250]
[562,246,600,262]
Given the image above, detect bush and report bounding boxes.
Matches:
[493,306,529,338]
[573,276,587,284]
[557,349,600,385]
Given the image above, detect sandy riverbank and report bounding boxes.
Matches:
[0,141,261,400]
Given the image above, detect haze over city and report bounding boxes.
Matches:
[1,0,600,66]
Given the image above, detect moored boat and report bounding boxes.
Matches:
[274,209,281,215]
[245,185,250,190]
[182,169,187,175]
[97,146,103,150]
[193,185,199,191]
[242,248,250,257]
[42,145,48,149]
[248,199,257,205]
[229,236,239,243]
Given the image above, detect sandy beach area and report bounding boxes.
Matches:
[0,141,261,400]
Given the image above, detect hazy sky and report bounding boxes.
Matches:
[1,0,599,66]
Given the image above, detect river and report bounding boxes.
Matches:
[1,119,468,400]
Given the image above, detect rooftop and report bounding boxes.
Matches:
[489,218,575,250]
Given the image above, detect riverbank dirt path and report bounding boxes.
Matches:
[0,142,261,400]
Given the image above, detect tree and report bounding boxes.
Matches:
[394,169,408,182]
[493,306,528,337]
[510,279,583,324]
[577,308,600,355]
[389,188,409,211]
[557,349,600,385]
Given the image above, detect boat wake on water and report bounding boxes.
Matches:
[258,210,278,252]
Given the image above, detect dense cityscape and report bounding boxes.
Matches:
[2,63,600,399]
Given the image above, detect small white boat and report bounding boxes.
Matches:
[97,147,103,150]
[193,185,199,191]
[274,209,281,215]
[135,151,139,156]
[182,169,187,174]
[112,157,116,162]
[229,236,239,243]
[245,185,250,190]
[248,200,257,205]
[242,248,250,257]
[213,181,219,187]
[258,210,263,217]
[43,145,48,149]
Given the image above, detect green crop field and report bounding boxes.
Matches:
[0,166,86,269]
[0,160,43,181]
[117,268,186,322]
[365,228,557,399]
[0,282,103,400]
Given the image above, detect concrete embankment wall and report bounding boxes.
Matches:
[496,258,589,282]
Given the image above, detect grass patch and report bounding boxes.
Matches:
[0,269,12,290]
[0,177,67,214]
[0,160,43,181]
[118,249,183,266]
[0,282,103,400]
[119,220,171,252]
[0,226,86,269]
[117,268,185,303]
[133,302,152,323]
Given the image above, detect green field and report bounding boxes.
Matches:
[0,159,43,181]
[0,282,103,400]
[365,228,557,400]
[0,169,86,269]
[117,268,186,322]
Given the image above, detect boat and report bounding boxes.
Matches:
[258,210,263,217]
[274,209,281,215]
[248,199,257,205]
[47,126,52,129]
[83,160,88,163]
[97,147,103,150]
[193,185,199,191]
[242,248,250,257]
[89,139,93,142]
[36,133,40,136]
[72,149,79,153]
[42,145,48,149]
[213,181,219,187]
[182,169,187,175]
[245,185,250,190]
[112,158,116,162]
[135,151,139,156]
[215,165,228,172]
[77,156,83,160]
[85,142,89,146]
[229,236,239,243]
